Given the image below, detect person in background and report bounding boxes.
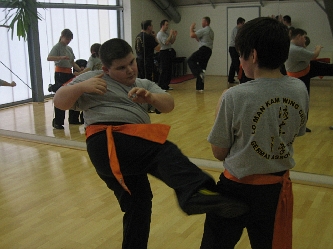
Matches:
[135,20,160,81]
[283,15,292,28]
[53,38,249,249]
[0,79,16,87]
[157,19,177,91]
[188,16,214,93]
[68,59,88,124]
[69,43,103,124]
[47,28,82,129]
[285,28,333,132]
[200,17,309,249]
[74,43,103,76]
[228,17,245,84]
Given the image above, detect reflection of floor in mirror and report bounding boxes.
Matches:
[0,76,333,184]
[0,136,333,249]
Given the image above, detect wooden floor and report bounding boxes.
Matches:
[1,76,333,248]
[1,136,333,249]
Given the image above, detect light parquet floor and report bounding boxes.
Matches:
[1,136,333,249]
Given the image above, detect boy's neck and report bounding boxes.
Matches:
[255,67,284,79]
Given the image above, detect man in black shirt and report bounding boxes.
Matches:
[135,20,160,81]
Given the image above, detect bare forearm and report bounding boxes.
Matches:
[47,55,65,61]
[73,62,82,72]
[211,144,230,161]
[150,93,174,113]
[312,48,321,59]
[53,84,84,110]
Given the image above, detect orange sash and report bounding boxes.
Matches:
[86,124,171,194]
[224,169,293,249]
[287,65,310,78]
[55,66,72,74]
[63,77,75,86]
[237,65,243,80]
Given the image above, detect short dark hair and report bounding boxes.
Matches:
[235,17,290,69]
[141,20,152,30]
[160,19,169,28]
[237,17,245,25]
[59,29,73,42]
[283,15,291,24]
[305,36,311,47]
[90,43,101,58]
[203,16,210,25]
[99,38,133,68]
[290,28,307,39]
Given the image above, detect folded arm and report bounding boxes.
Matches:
[128,87,174,113]
[54,73,106,110]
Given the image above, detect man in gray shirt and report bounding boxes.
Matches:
[228,17,245,84]
[156,19,177,90]
[188,16,214,92]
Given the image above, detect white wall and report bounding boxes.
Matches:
[127,0,333,76]
[125,0,169,48]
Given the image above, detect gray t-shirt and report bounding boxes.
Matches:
[68,70,167,126]
[48,42,75,68]
[196,26,214,49]
[285,43,314,72]
[208,76,309,178]
[86,56,102,71]
[229,26,238,47]
[157,31,172,50]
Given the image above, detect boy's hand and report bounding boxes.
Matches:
[80,73,107,95]
[128,87,152,103]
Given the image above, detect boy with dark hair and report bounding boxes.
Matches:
[54,38,248,249]
[200,17,309,249]
[283,15,292,28]
[285,28,333,132]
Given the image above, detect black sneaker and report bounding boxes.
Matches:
[48,84,53,92]
[182,189,249,218]
[52,119,64,130]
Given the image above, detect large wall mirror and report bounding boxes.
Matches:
[1,1,332,184]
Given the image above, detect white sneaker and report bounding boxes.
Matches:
[200,70,205,81]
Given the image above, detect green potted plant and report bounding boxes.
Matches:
[1,0,43,40]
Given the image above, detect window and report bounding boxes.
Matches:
[0,1,121,106]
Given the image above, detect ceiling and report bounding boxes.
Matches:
[169,0,293,7]
[156,0,333,36]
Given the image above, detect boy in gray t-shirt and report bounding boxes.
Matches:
[54,38,248,249]
[201,17,309,249]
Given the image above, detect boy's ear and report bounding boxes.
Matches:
[252,49,258,64]
[102,66,109,74]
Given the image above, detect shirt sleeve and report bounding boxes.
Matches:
[207,92,234,149]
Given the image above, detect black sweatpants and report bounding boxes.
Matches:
[200,173,283,249]
[187,46,212,90]
[86,130,216,249]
